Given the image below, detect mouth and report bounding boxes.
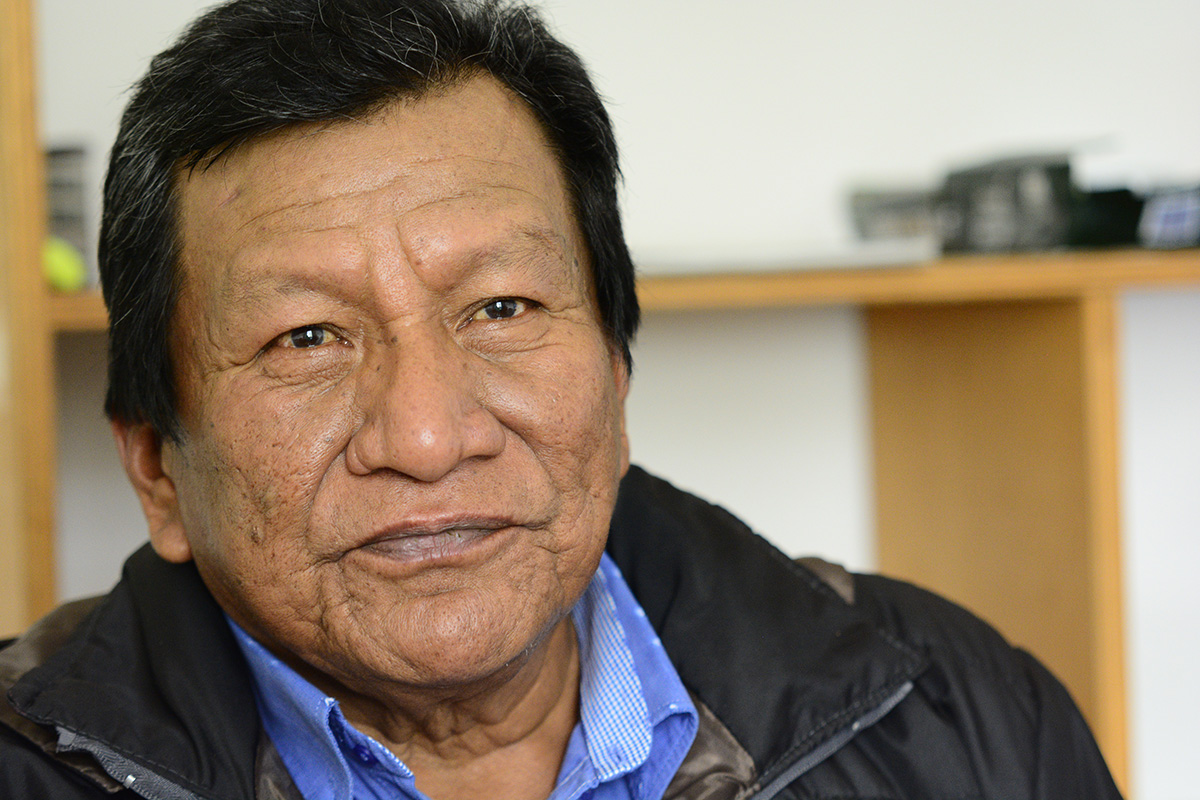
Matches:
[353,519,516,566]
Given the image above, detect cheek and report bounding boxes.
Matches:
[176,380,355,563]
[173,414,354,632]
[482,336,626,522]
[492,336,620,444]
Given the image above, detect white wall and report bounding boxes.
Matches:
[544,0,1200,266]
[627,306,872,567]
[39,0,1200,270]
[1120,290,1200,800]
[54,334,145,596]
[37,2,1200,796]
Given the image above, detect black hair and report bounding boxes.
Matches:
[100,0,638,441]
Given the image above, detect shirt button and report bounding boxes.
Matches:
[353,745,377,765]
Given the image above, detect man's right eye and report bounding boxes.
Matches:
[282,325,335,349]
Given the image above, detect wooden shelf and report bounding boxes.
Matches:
[50,289,109,332]
[638,248,1200,310]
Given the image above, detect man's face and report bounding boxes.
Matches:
[129,75,630,692]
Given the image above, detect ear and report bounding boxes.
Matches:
[111,421,193,563]
[612,350,631,477]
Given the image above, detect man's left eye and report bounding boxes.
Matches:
[281,325,336,348]
[472,298,530,321]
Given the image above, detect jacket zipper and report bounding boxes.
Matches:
[748,680,914,800]
[54,678,916,800]
[56,727,204,800]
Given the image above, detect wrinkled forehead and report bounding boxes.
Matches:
[170,74,586,300]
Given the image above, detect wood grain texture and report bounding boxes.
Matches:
[0,0,56,637]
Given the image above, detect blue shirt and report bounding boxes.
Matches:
[228,553,698,800]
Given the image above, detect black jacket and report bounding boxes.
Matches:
[1,467,1122,799]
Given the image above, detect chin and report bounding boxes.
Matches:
[345,593,565,688]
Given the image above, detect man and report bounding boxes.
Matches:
[1,1,1121,798]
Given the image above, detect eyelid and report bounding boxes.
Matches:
[466,297,538,324]
[272,323,343,350]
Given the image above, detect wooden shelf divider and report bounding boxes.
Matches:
[2,0,56,638]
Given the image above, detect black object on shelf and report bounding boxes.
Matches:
[1068,189,1144,248]
[45,145,88,256]
[936,154,1074,253]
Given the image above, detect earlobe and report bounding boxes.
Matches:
[111,421,194,564]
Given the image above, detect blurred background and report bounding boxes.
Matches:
[21,1,1200,797]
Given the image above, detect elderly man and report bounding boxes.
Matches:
[1,1,1120,798]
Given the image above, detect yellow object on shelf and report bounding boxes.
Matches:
[42,235,87,292]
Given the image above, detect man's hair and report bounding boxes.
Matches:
[100,0,638,441]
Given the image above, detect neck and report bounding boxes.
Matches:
[330,616,581,800]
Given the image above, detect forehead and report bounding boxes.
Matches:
[173,75,580,296]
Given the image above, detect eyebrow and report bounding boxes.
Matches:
[221,220,579,310]
[459,222,584,298]
[463,223,571,272]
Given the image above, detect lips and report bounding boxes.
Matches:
[351,518,519,566]
[363,526,496,560]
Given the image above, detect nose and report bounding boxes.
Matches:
[344,327,506,482]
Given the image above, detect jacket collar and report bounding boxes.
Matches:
[6,545,260,800]
[606,467,927,785]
